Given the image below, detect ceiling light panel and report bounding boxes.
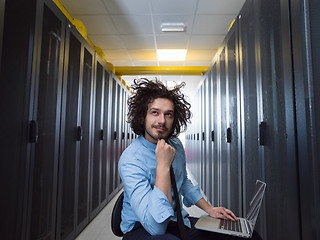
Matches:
[161,23,186,32]
[157,49,187,61]
[153,15,193,34]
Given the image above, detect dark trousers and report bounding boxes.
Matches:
[123,217,262,240]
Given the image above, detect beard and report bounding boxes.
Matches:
[145,124,172,142]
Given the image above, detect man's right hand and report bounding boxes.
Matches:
[155,139,176,168]
[155,139,175,206]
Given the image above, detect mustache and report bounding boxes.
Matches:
[152,124,168,130]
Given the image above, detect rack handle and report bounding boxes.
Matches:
[100,129,104,140]
[29,120,38,143]
[227,128,232,143]
[114,131,117,140]
[77,126,82,141]
[259,122,267,146]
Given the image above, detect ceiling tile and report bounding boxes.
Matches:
[158,61,186,66]
[189,35,225,49]
[186,49,215,61]
[103,49,130,60]
[110,60,133,66]
[132,60,158,66]
[156,35,189,49]
[121,35,155,49]
[61,0,247,96]
[111,15,154,34]
[151,0,197,14]
[60,0,107,15]
[197,0,246,14]
[128,50,157,60]
[102,0,151,14]
[75,15,118,35]
[192,15,236,34]
[89,35,124,50]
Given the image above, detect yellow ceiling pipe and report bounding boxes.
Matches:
[115,66,208,76]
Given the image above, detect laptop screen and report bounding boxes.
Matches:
[246,180,266,226]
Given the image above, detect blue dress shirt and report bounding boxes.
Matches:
[119,135,203,235]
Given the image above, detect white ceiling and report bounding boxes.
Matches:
[60,0,245,98]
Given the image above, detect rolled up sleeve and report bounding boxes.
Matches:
[149,186,174,223]
[181,178,203,207]
[120,160,174,235]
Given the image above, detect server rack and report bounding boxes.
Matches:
[1,1,128,239]
[25,1,66,239]
[217,21,242,216]
[56,20,83,240]
[0,1,37,238]
[90,54,105,219]
[186,0,306,239]
[290,0,320,239]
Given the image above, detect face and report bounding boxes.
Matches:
[144,98,175,144]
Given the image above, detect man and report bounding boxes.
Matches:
[119,79,258,240]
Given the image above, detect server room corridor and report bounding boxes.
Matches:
[1,0,320,240]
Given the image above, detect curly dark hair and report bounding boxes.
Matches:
[127,78,192,138]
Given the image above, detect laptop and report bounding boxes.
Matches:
[195,180,266,238]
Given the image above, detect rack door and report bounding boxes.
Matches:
[77,47,93,231]
[56,26,82,240]
[28,2,65,239]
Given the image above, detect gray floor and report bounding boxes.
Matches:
[75,168,206,240]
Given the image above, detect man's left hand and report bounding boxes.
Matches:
[207,207,238,221]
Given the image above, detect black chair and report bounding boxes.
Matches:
[111,191,124,237]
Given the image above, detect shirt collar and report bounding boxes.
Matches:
[139,135,156,152]
[139,135,175,151]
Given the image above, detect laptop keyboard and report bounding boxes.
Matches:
[219,219,242,233]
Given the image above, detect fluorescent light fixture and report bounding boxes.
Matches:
[157,49,187,61]
[161,23,186,32]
